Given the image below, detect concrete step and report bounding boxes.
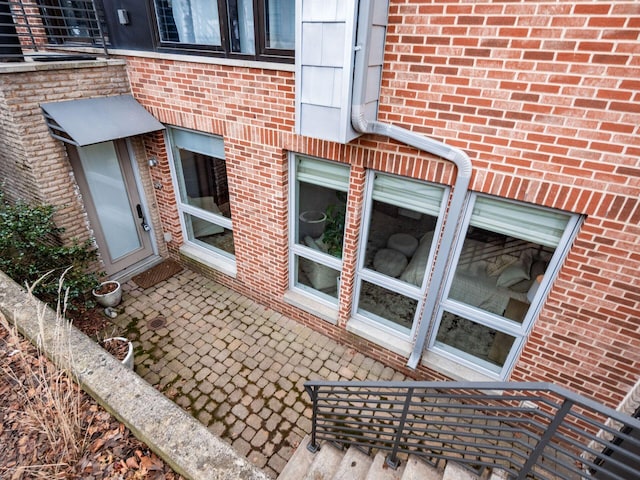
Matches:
[333,446,374,480]
[402,456,442,480]
[442,462,482,480]
[301,441,344,480]
[364,451,405,480]
[276,435,316,480]
[279,438,496,480]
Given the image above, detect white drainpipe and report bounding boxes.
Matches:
[350,0,473,369]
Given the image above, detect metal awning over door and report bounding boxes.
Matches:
[41,95,164,147]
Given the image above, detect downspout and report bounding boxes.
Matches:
[350,0,473,369]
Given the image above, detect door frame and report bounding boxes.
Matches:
[67,139,155,276]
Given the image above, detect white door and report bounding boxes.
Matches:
[69,140,154,275]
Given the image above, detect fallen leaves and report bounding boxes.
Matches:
[0,321,185,479]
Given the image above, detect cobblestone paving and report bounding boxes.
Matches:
[112,268,407,479]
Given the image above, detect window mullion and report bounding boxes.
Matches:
[441,299,526,336]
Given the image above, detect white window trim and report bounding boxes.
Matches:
[428,192,583,379]
[287,153,347,310]
[351,170,449,341]
[166,126,236,270]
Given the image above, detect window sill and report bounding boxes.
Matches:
[180,244,236,278]
[346,317,413,358]
[421,350,499,382]
[283,290,338,325]
[47,46,296,72]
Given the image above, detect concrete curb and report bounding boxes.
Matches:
[0,271,269,480]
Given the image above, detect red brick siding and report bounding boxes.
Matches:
[125,1,640,408]
[379,0,640,406]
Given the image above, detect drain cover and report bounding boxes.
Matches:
[147,315,167,330]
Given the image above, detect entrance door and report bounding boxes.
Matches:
[68,140,154,276]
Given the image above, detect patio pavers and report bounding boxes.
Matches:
[111,267,407,479]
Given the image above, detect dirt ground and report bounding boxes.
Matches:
[0,310,186,479]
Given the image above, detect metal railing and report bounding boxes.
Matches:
[304,380,640,480]
[0,0,107,61]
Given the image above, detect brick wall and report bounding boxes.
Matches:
[127,1,639,408]
[0,61,132,243]
[375,0,639,407]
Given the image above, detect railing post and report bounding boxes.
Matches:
[89,0,109,57]
[386,387,413,469]
[305,384,320,453]
[517,398,574,480]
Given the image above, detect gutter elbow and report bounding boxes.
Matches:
[351,104,370,134]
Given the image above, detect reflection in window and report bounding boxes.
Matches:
[292,156,349,301]
[435,313,515,368]
[39,0,102,45]
[434,195,575,374]
[178,150,231,218]
[170,128,234,260]
[265,0,294,49]
[296,256,340,299]
[226,0,255,54]
[154,0,221,45]
[358,281,418,335]
[355,173,446,336]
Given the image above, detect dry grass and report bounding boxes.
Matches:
[0,273,186,479]
[0,273,89,478]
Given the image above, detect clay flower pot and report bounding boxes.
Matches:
[92,281,122,308]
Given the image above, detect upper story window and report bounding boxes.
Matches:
[151,0,294,62]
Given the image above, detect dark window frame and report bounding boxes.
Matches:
[150,0,293,63]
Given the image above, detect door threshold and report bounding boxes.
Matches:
[109,255,164,284]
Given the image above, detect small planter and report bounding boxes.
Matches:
[299,210,327,238]
[101,337,134,370]
[92,281,122,308]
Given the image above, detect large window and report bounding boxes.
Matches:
[152,0,294,61]
[290,155,349,303]
[169,128,234,260]
[354,173,447,337]
[430,195,580,377]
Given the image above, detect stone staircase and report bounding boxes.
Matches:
[278,435,507,480]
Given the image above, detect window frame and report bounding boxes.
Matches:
[254,0,295,60]
[149,0,294,63]
[428,193,582,379]
[352,170,449,340]
[288,154,349,306]
[167,126,235,265]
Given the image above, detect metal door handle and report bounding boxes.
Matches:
[136,204,151,231]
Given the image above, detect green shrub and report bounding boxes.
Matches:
[0,190,101,310]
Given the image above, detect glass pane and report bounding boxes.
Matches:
[61,0,99,40]
[265,0,294,49]
[471,196,571,247]
[298,182,346,258]
[186,213,234,255]
[154,0,221,45]
[358,281,418,333]
[448,225,554,318]
[365,200,438,286]
[227,0,255,54]
[436,313,516,368]
[296,256,340,298]
[178,149,231,219]
[79,142,141,261]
